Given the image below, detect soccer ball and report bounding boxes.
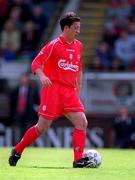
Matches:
[82,149,102,168]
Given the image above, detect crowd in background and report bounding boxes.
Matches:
[111,106,135,148]
[90,0,135,72]
[0,0,58,62]
[1,0,135,71]
[0,0,59,138]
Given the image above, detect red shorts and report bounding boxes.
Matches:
[38,82,85,120]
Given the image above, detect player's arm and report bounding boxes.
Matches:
[31,55,52,87]
[76,42,83,95]
[31,44,53,87]
[76,71,82,95]
[35,68,52,87]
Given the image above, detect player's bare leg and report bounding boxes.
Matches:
[65,112,88,130]
[65,112,90,168]
[9,116,52,166]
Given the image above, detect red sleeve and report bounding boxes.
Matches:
[31,41,54,74]
[79,42,83,71]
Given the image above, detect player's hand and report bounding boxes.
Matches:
[40,74,52,87]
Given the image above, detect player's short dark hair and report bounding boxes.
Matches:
[60,12,80,31]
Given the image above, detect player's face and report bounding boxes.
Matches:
[66,21,80,40]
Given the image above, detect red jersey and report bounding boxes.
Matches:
[31,34,83,88]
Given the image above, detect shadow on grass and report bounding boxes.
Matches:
[22,166,72,169]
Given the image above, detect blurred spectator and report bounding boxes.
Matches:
[10,73,39,141]
[130,2,135,15]
[0,0,59,63]
[108,0,131,23]
[8,6,22,30]
[95,41,114,70]
[100,0,135,72]
[112,106,135,148]
[8,0,33,23]
[114,29,135,69]
[110,57,126,71]
[20,21,38,60]
[0,0,9,32]
[0,19,21,61]
[110,0,121,8]
[32,4,47,38]
[126,14,135,34]
[127,0,135,5]
[129,57,135,71]
[103,16,121,48]
[89,56,105,72]
[0,78,10,125]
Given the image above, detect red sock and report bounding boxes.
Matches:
[72,128,86,161]
[15,125,41,154]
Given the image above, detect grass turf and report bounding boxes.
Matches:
[0,148,135,180]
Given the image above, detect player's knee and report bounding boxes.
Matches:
[82,118,88,130]
[75,118,88,130]
[36,125,46,134]
[36,116,52,134]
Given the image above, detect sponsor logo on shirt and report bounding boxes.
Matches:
[42,105,46,111]
[58,59,79,72]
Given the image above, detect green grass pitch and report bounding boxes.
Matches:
[0,148,135,180]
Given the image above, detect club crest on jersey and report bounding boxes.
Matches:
[42,105,46,111]
[58,59,79,72]
[69,54,73,60]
